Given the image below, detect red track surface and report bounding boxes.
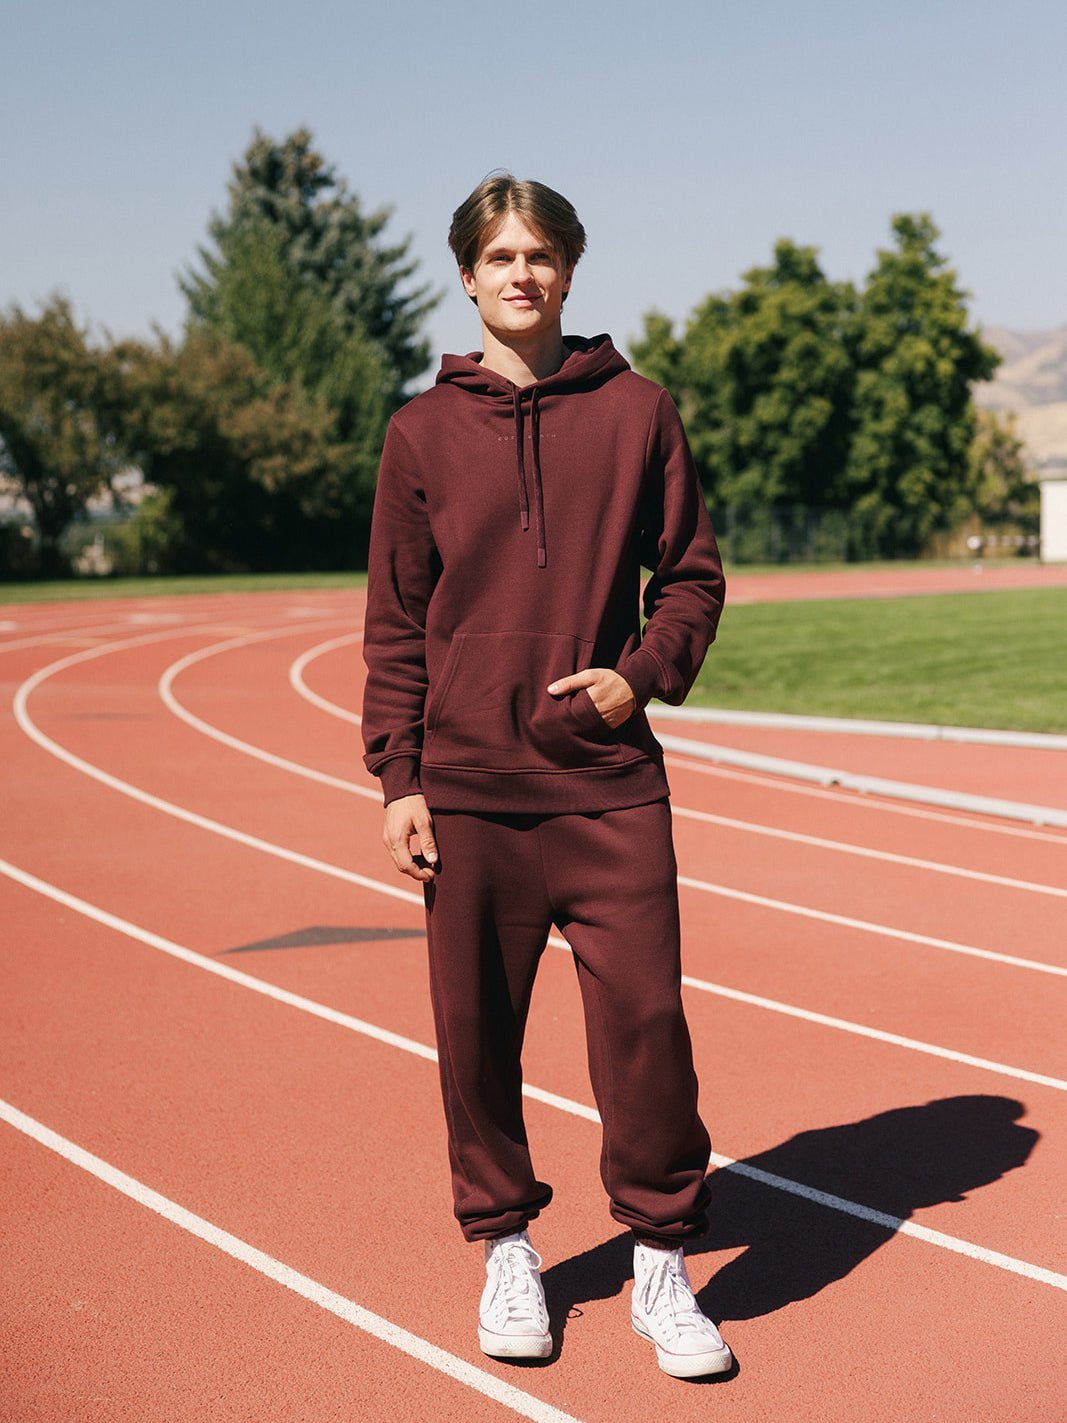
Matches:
[2,579,1065,1423]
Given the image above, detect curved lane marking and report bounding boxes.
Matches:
[1,856,1065,1296]
[669,803,1067,900]
[11,633,1067,1087]
[0,1097,584,1423]
[162,628,1067,979]
[290,632,365,726]
[158,621,371,797]
[290,634,1067,846]
[664,757,1067,848]
[169,630,1067,979]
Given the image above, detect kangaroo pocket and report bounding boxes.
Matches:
[425,631,624,773]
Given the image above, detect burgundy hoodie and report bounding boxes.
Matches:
[360,333,725,813]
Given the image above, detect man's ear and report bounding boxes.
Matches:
[561,265,574,304]
[460,266,478,301]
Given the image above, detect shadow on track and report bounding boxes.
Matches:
[541,1095,1038,1338]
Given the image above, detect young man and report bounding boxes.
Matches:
[360,175,729,1379]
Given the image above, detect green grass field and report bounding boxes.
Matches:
[2,572,1063,734]
[0,571,368,603]
[694,587,1067,733]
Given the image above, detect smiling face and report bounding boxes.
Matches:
[460,210,573,343]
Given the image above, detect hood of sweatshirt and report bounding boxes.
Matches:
[435,334,631,569]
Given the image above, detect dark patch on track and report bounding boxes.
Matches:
[220,924,425,954]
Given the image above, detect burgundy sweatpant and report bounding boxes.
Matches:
[422,797,711,1244]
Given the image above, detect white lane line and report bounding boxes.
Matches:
[671,802,1067,900]
[678,953,1067,1092]
[664,756,1067,848]
[16,636,1067,1087]
[2,856,1065,1297]
[168,634,1067,982]
[723,1160,1067,1291]
[0,1099,583,1423]
[290,632,365,725]
[0,617,169,654]
[12,630,417,908]
[677,878,1067,979]
[288,634,1067,854]
[158,622,373,797]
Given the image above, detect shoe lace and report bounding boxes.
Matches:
[637,1253,717,1340]
[488,1238,547,1328]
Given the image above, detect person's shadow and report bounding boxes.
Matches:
[540,1096,1038,1350]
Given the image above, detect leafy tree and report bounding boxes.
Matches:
[184,220,390,532]
[632,241,856,511]
[845,214,1000,555]
[634,215,1002,560]
[181,127,438,405]
[965,408,1037,533]
[113,328,348,572]
[0,296,128,574]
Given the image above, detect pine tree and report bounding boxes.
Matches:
[181,127,439,406]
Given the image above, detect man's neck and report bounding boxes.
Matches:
[477,327,567,387]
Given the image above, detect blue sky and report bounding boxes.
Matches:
[4,0,1064,384]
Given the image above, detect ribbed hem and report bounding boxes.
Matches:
[420,756,669,814]
[378,755,423,805]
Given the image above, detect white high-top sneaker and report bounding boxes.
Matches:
[631,1241,733,1378]
[478,1229,553,1359]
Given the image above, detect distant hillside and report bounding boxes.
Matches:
[975,325,1067,475]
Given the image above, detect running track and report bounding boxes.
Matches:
[1,573,1065,1422]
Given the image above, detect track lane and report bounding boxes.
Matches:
[4,640,1064,1263]
[171,627,1067,965]
[293,627,1067,877]
[1,1120,565,1423]
[17,634,1067,1089]
[2,865,1064,1423]
[4,852,1064,1285]
[656,718,1067,812]
[6,591,1066,1421]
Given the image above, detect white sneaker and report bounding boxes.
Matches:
[631,1241,733,1378]
[478,1230,553,1359]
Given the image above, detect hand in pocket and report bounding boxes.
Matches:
[547,667,636,729]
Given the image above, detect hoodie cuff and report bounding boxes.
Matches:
[379,755,423,806]
[618,646,666,710]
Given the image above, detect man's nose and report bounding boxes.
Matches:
[512,257,536,284]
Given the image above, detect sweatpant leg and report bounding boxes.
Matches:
[423,810,555,1242]
[541,799,711,1242]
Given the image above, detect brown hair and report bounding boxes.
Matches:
[448,173,587,278]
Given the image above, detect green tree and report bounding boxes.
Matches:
[966,408,1038,533]
[185,220,390,534]
[181,127,438,405]
[632,241,856,511]
[114,328,347,572]
[845,214,1000,555]
[0,296,128,575]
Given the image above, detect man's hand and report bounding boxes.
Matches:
[383,793,438,882]
[547,668,636,729]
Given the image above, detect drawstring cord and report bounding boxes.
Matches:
[511,387,547,568]
[511,389,531,532]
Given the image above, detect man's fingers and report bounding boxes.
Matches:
[547,669,597,696]
[390,835,434,882]
[382,795,436,881]
[414,813,438,864]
